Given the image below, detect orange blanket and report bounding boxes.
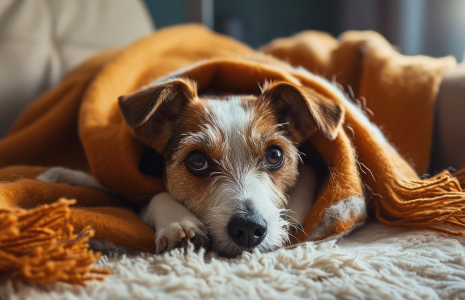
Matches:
[1,24,464,284]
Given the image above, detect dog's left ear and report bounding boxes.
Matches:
[260,81,344,142]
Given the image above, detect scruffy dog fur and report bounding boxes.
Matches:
[117,77,343,257]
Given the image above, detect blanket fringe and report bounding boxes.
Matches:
[374,170,465,236]
[0,199,110,285]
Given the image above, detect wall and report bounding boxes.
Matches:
[143,0,465,61]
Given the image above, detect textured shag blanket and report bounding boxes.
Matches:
[2,221,465,299]
[1,24,465,284]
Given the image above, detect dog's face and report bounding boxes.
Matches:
[119,78,343,257]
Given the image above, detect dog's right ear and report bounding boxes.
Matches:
[118,78,197,152]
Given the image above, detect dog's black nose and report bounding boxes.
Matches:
[227,214,267,248]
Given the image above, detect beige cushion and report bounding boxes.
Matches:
[0,0,153,137]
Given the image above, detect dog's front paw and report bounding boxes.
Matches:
[155,220,210,254]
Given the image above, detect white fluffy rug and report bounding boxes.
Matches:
[2,221,465,300]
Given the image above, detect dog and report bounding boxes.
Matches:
[37,74,343,257]
[118,76,342,257]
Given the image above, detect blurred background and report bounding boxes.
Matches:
[146,0,465,62]
[0,0,464,137]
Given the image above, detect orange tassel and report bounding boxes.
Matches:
[0,199,110,285]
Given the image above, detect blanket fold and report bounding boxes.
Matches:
[0,24,464,284]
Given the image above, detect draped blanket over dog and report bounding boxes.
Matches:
[1,25,464,284]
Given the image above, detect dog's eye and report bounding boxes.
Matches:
[264,146,284,170]
[186,151,210,174]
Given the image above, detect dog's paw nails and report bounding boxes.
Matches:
[155,220,209,254]
[161,237,167,247]
[178,229,186,239]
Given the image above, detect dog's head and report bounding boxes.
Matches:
[119,78,343,257]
